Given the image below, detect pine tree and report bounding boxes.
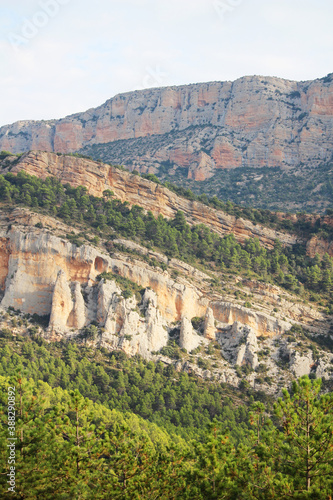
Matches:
[274,376,333,497]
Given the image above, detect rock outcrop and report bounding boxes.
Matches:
[0,220,295,347]
[179,316,202,352]
[212,302,291,338]
[289,350,313,378]
[0,205,331,389]
[306,236,333,259]
[218,322,259,370]
[1,150,303,251]
[1,75,332,181]
[204,307,216,340]
[49,271,74,332]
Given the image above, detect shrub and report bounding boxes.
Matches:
[0,328,13,339]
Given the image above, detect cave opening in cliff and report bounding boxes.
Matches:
[94,257,107,273]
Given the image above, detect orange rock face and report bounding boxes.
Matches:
[306,236,333,259]
[211,140,242,169]
[0,238,10,289]
[6,151,302,251]
[0,75,332,183]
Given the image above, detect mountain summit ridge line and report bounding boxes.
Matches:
[0,73,332,181]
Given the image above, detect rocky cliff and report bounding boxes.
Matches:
[3,150,332,257]
[0,223,290,337]
[0,206,331,391]
[0,150,305,251]
[1,75,332,185]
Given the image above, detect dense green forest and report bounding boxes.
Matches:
[0,324,333,498]
[0,170,332,309]
[1,367,332,498]
[0,333,253,443]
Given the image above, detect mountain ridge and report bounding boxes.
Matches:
[2,150,333,256]
[1,74,332,166]
[1,73,332,212]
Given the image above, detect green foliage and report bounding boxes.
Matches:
[0,337,252,443]
[159,339,183,360]
[191,316,205,333]
[141,173,162,184]
[187,377,333,499]
[274,376,333,494]
[80,324,99,341]
[0,328,13,339]
[0,150,18,159]
[0,170,332,302]
[97,272,144,301]
[0,346,332,498]
[0,374,183,499]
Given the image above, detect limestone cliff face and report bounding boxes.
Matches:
[3,150,302,251]
[179,317,202,352]
[4,150,332,257]
[0,224,293,344]
[0,228,205,323]
[1,75,332,180]
[306,236,333,259]
[0,208,331,386]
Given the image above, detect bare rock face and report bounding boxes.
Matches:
[99,287,168,358]
[96,279,121,327]
[69,282,86,330]
[315,359,331,380]
[49,274,86,333]
[187,152,215,181]
[0,224,315,342]
[212,301,291,337]
[306,236,333,259]
[218,322,259,370]
[143,290,168,354]
[2,150,302,251]
[236,329,259,370]
[204,307,216,340]
[49,271,73,332]
[1,75,332,181]
[179,316,202,352]
[289,351,313,378]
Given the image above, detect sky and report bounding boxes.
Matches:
[0,0,332,127]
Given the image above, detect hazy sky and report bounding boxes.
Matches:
[0,0,332,127]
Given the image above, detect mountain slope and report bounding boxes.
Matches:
[0,151,332,394]
[2,150,333,256]
[0,74,332,211]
